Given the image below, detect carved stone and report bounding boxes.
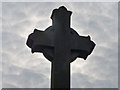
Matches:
[26,6,96,89]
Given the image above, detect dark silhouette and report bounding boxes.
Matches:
[26,6,96,89]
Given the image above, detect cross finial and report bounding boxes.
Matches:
[51,6,72,28]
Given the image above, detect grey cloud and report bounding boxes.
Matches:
[3,64,49,88]
[72,72,116,88]
[2,2,118,88]
[2,30,51,88]
[2,31,25,54]
[71,73,93,88]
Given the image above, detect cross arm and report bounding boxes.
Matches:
[26,29,54,53]
[71,35,96,60]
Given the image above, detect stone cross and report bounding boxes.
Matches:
[26,6,95,89]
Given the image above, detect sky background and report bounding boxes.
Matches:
[2,2,118,88]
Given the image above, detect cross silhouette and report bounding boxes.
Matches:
[26,6,95,89]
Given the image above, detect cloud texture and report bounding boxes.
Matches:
[2,2,118,88]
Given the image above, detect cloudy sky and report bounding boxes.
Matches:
[2,2,118,88]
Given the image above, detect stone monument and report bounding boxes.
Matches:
[26,6,96,89]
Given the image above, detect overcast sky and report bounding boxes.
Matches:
[2,2,118,88]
